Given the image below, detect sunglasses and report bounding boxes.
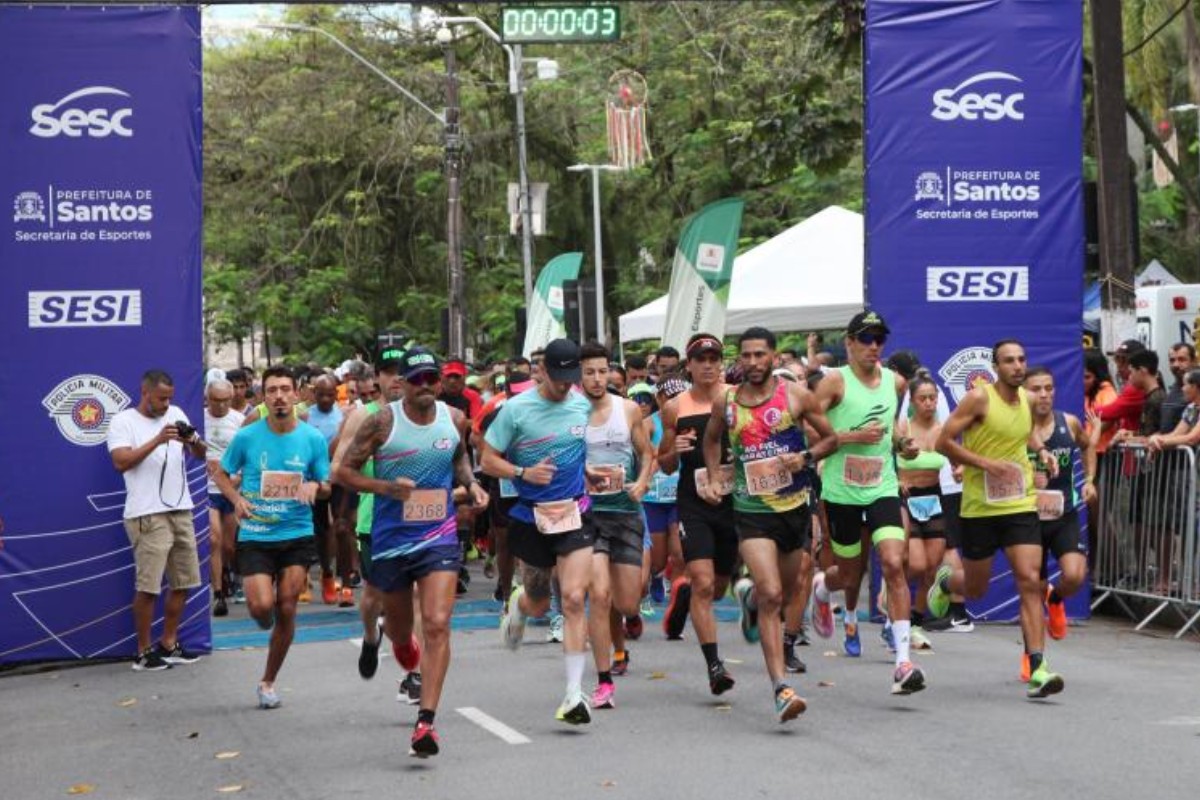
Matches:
[408,372,441,387]
[855,332,887,346]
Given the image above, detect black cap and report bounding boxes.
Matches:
[886,350,920,380]
[1108,339,1147,358]
[377,346,405,372]
[847,309,890,336]
[400,346,441,381]
[542,338,581,383]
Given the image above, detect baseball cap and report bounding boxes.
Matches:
[686,333,723,359]
[847,310,890,336]
[205,367,226,386]
[1108,339,1146,358]
[442,359,468,378]
[400,347,440,382]
[627,382,655,401]
[377,346,405,372]
[543,338,582,383]
[656,377,690,400]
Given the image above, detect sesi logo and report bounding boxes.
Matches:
[926,267,1029,302]
[931,72,1024,122]
[28,290,142,327]
[29,87,134,138]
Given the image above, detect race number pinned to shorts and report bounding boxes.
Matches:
[906,494,943,522]
[843,455,884,488]
[261,470,302,500]
[1036,489,1064,521]
[586,463,626,496]
[984,468,1026,504]
[404,489,448,523]
[499,478,518,499]
[533,499,582,535]
[654,472,679,502]
[695,465,734,497]
[744,456,793,496]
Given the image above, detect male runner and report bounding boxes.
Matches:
[212,366,331,708]
[307,375,352,606]
[481,338,597,725]
[657,333,737,696]
[204,379,244,617]
[701,327,837,721]
[812,311,926,695]
[579,343,656,709]
[338,347,486,757]
[1023,366,1094,675]
[928,340,1063,698]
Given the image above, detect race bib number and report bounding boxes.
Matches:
[654,472,679,502]
[984,468,1026,504]
[695,465,735,497]
[843,455,884,488]
[906,494,943,523]
[744,456,793,496]
[533,499,582,535]
[261,470,302,501]
[1036,489,1064,521]
[404,489,448,523]
[499,478,518,499]
[586,463,626,496]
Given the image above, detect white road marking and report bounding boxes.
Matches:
[456,707,531,745]
[1156,716,1200,726]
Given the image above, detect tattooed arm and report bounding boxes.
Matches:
[335,406,413,501]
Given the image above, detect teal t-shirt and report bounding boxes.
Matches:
[221,420,331,542]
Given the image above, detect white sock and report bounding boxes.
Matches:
[565,651,586,696]
[814,573,830,603]
[893,620,911,665]
[843,607,856,627]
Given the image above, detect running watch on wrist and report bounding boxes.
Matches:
[514,466,525,480]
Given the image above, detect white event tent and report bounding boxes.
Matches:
[618,205,864,344]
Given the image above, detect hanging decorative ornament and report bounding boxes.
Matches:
[606,70,651,169]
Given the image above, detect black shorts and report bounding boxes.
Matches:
[735,506,812,554]
[333,485,358,520]
[507,513,596,569]
[678,500,739,576]
[208,493,235,515]
[237,537,318,577]
[904,485,945,540]
[824,496,904,556]
[1040,509,1085,578]
[356,534,373,583]
[592,512,645,567]
[369,543,462,592]
[487,479,518,528]
[960,512,1040,561]
[312,497,332,536]
[941,491,963,550]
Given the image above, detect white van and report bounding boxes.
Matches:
[1135,284,1200,368]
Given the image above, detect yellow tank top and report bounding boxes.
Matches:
[961,384,1036,518]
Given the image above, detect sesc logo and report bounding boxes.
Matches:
[30,86,134,138]
[931,72,1024,122]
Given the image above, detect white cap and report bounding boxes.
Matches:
[205,367,226,385]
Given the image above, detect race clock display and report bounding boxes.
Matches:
[500,5,620,44]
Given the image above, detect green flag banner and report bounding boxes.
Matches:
[523,252,584,357]
[661,198,744,350]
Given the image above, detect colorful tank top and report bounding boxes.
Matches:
[961,384,1035,518]
[725,380,810,513]
[1030,410,1079,507]
[821,366,899,505]
[370,399,460,558]
[586,393,639,514]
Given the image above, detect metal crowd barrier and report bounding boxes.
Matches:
[1091,442,1200,638]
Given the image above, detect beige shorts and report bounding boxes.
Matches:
[124,510,202,595]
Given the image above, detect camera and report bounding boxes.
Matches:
[174,421,196,441]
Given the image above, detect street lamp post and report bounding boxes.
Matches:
[568,164,622,345]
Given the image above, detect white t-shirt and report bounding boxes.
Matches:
[107,406,196,519]
[203,407,245,494]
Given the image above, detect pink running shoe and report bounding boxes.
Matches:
[591,682,616,709]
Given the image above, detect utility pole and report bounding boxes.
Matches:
[513,44,536,306]
[443,37,466,357]
[1090,1,1137,341]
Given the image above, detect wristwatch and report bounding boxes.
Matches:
[514,466,525,480]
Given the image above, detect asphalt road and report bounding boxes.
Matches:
[3,565,1200,800]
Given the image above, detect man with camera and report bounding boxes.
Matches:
[108,369,207,672]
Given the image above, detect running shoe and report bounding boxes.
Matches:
[891,661,926,695]
[397,672,422,705]
[612,650,630,677]
[624,614,644,641]
[233,587,246,605]
[663,577,691,640]
[483,556,496,580]
[358,623,381,679]
[880,622,896,653]
[500,586,527,650]
[591,682,616,709]
[649,574,666,604]
[734,578,760,644]
[796,625,811,647]
[926,564,953,619]
[321,575,337,605]
[708,660,735,696]
[338,586,355,608]
[811,573,834,639]
[213,596,228,618]
[156,641,201,665]
[639,596,656,619]
[347,570,363,589]
[843,622,861,658]
[297,583,312,604]
[131,647,171,672]
[555,689,592,725]
[948,614,975,633]
[1020,653,1031,683]
[393,634,421,672]
[774,686,807,723]
[1046,585,1068,640]
[783,645,807,674]
[1026,664,1065,699]
[546,613,564,644]
[256,683,282,709]
[409,721,439,758]
[911,626,933,652]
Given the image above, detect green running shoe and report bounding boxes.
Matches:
[926,564,953,619]
[1027,664,1065,699]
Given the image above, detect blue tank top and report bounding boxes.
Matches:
[306,404,343,444]
[370,399,460,559]
[643,412,678,504]
[1033,410,1079,507]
